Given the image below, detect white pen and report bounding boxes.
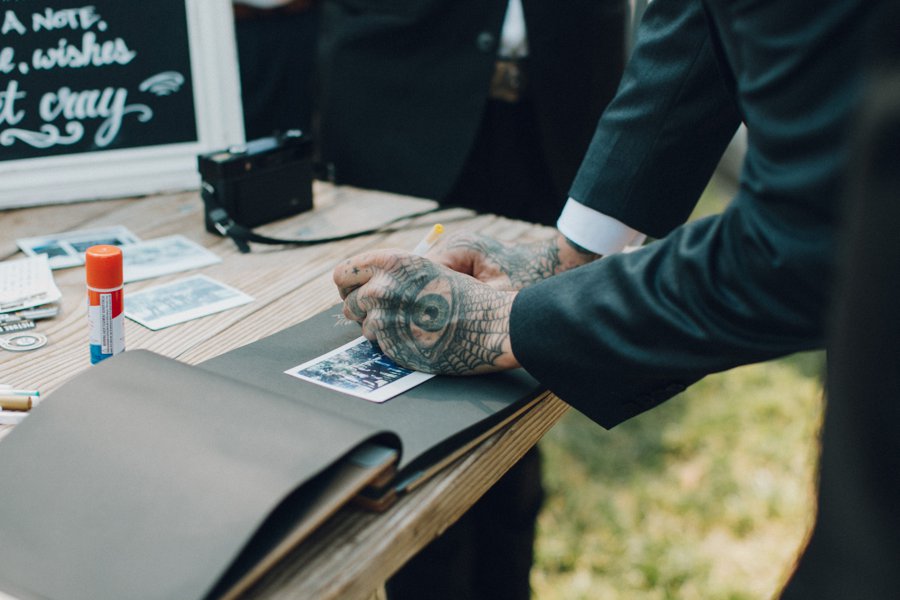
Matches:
[411,224,444,256]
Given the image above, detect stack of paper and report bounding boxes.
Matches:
[0,256,61,314]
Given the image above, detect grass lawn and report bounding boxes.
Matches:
[531,175,826,599]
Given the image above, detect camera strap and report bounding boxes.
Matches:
[207,205,445,254]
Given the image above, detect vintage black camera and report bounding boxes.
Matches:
[198,130,314,235]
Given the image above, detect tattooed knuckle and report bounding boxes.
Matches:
[360,320,377,342]
[360,281,387,304]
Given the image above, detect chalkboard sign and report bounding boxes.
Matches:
[0,0,243,208]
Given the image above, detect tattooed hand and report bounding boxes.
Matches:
[426,231,600,292]
[333,250,520,375]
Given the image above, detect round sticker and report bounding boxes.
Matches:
[0,332,48,352]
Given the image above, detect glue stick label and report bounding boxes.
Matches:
[88,288,125,364]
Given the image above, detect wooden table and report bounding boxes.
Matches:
[0,182,568,600]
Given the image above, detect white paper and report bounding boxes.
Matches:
[121,235,221,283]
[124,274,253,331]
[285,336,435,403]
[0,255,62,313]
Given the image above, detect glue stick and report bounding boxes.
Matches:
[85,245,125,364]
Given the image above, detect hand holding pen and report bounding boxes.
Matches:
[333,224,520,375]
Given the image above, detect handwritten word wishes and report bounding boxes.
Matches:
[0,5,186,150]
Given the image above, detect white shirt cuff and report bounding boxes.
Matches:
[556,198,646,256]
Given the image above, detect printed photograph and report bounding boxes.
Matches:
[69,237,129,253]
[121,235,221,282]
[29,243,68,259]
[17,226,141,269]
[286,336,434,403]
[124,274,253,330]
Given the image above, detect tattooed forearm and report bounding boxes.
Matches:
[362,255,515,375]
[445,232,600,291]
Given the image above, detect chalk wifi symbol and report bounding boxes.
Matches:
[139,71,186,96]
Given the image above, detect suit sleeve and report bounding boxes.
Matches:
[509,0,856,428]
[568,0,741,237]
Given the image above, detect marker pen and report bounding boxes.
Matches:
[411,223,444,256]
[86,245,125,364]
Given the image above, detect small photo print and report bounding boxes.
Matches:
[121,235,221,283]
[124,274,253,331]
[285,336,434,403]
[69,237,126,253]
[29,242,69,259]
[17,226,141,269]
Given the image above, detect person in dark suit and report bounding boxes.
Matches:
[316,0,628,225]
[779,6,900,596]
[331,0,888,594]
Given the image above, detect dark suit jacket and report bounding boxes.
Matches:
[780,9,900,595]
[510,0,882,427]
[315,0,627,202]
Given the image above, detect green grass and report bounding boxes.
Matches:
[531,176,826,599]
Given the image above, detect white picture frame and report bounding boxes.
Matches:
[0,0,244,209]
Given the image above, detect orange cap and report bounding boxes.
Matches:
[85,245,123,290]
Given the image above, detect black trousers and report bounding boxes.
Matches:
[234,7,320,139]
[387,447,544,600]
[443,96,563,227]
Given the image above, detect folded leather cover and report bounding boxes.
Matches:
[0,351,396,600]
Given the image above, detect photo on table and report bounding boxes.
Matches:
[124,274,253,331]
[285,336,434,403]
[121,235,221,283]
[17,226,141,270]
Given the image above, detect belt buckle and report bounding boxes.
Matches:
[490,59,524,103]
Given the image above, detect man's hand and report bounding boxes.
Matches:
[426,231,600,291]
[334,250,521,375]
